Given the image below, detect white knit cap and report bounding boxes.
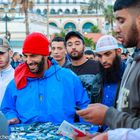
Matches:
[96,35,119,52]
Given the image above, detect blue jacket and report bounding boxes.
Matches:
[1,59,90,124]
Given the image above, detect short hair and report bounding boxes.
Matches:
[84,50,95,56]
[114,0,140,12]
[51,37,65,43]
[13,52,19,57]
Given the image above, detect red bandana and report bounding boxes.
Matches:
[14,61,51,90]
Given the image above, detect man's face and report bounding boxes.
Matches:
[115,9,139,48]
[85,54,95,60]
[66,36,85,60]
[51,41,66,62]
[24,53,45,74]
[96,50,117,69]
[0,51,11,70]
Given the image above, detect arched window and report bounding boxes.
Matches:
[49,22,57,27]
[64,22,76,31]
[43,9,47,15]
[72,9,78,14]
[82,22,94,33]
[36,9,41,15]
[65,9,70,14]
[58,9,63,14]
[50,9,56,14]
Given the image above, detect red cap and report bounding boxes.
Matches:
[22,32,50,56]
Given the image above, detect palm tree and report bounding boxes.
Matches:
[91,25,100,33]
[103,5,115,32]
[88,0,105,14]
[84,37,95,50]
[12,0,34,35]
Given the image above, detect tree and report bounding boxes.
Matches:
[88,0,105,14]
[84,37,95,50]
[91,25,100,33]
[103,5,115,32]
[12,0,34,35]
[53,30,66,38]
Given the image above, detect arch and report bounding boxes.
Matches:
[43,9,47,15]
[81,10,86,14]
[65,9,70,14]
[72,9,78,14]
[49,22,57,27]
[64,22,76,31]
[82,22,94,33]
[36,8,41,15]
[58,9,63,14]
[50,9,56,14]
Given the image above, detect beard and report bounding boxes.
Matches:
[101,55,122,83]
[26,57,45,75]
[68,48,84,60]
[125,22,139,48]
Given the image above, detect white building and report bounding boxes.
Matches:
[0,0,111,52]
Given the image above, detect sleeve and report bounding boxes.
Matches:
[1,82,19,120]
[73,75,90,122]
[104,107,140,129]
[74,75,90,109]
[108,128,140,140]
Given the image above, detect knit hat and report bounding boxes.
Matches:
[22,32,50,56]
[96,35,119,52]
[0,37,11,52]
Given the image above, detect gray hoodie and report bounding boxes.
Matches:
[104,49,140,129]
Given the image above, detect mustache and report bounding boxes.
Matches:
[27,62,38,66]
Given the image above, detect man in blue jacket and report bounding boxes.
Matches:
[1,32,90,125]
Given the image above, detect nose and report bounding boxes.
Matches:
[101,56,107,64]
[53,48,58,54]
[114,24,121,34]
[71,44,76,49]
[25,56,33,64]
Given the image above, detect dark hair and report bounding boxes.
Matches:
[121,53,127,56]
[114,0,140,12]
[51,36,65,43]
[13,52,19,57]
[84,50,95,56]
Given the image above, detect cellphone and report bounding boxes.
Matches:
[75,106,81,110]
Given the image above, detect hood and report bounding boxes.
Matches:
[14,57,61,90]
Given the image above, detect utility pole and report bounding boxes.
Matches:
[46,0,49,38]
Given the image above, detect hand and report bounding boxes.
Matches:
[76,103,109,125]
[74,132,100,140]
[8,118,20,125]
[91,132,108,140]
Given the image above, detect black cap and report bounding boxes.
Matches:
[65,31,85,45]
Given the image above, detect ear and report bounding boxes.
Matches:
[116,48,122,56]
[136,15,140,31]
[9,50,13,58]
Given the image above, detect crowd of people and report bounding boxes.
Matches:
[0,0,140,139]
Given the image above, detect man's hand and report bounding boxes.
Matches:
[76,103,109,125]
[91,132,108,140]
[8,118,20,125]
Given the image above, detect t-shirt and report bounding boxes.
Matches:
[67,59,102,103]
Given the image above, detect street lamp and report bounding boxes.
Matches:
[46,0,49,38]
[0,3,15,41]
[3,3,9,39]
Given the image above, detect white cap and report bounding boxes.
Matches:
[96,35,119,52]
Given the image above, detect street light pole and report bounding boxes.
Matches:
[46,0,49,38]
[5,12,8,38]
[3,3,9,39]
